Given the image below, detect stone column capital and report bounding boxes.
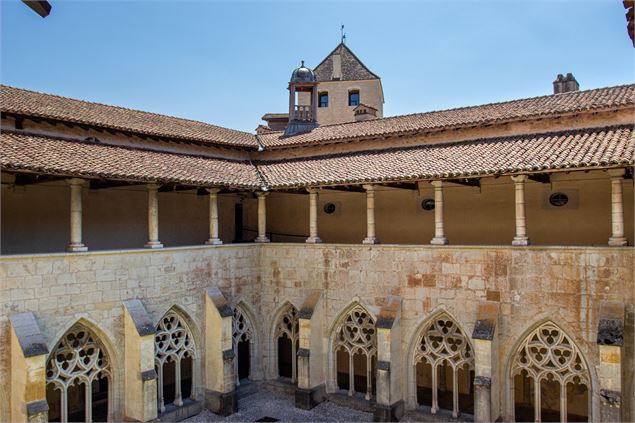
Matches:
[511,174,528,183]
[66,178,85,186]
[146,183,160,191]
[306,187,319,195]
[362,184,375,192]
[608,168,626,178]
[255,191,269,198]
[430,180,443,188]
[206,187,221,195]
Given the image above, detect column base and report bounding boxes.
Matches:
[205,238,223,245]
[430,237,448,245]
[373,400,404,422]
[512,236,530,246]
[205,389,238,416]
[608,237,627,247]
[254,236,270,243]
[144,241,164,249]
[66,243,88,252]
[295,385,325,410]
[305,237,322,244]
[362,237,380,245]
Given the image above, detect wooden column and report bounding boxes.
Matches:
[66,178,88,252]
[511,175,530,246]
[206,188,222,245]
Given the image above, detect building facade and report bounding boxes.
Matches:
[1,72,634,423]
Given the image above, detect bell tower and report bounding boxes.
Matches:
[284,61,319,137]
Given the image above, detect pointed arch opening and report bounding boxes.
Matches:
[154,308,197,414]
[511,321,590,422]
[332,304,377,400]
[46,322,112,423]
[233,304,255,385]
[412,313,474,418]
[273,303,299,382]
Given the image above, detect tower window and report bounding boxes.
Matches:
[319,92,328,108]
[348,90,360,106]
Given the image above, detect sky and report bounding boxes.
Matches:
[1,0,633,132]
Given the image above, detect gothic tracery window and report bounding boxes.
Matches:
[333,305,377,400]
[46,323,111,423]
[274,304,299,382]
[233,305,254,385]
[511,322,590,422]
[413,314,474,418]
[155,311,196,413]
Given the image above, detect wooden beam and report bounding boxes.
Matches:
[89,180,142,190]
[380,182,418,190]
[321,185,366,193]
[447,178,480,187]
[528,173,551,184]
[14,173,64,186]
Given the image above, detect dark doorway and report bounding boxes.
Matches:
[92,377,109,422]
[237,340,250,380]
[278,335,293,379]
[234,203,243,242]
[181,356,193,400]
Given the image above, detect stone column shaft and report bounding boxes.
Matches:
[255,192,270,243]
[511,175,530,246]
[206,188,222,245]
[67,178,88,252]
[362,184,379,244]
[430,180,448,245]
[144,184,163,248]
[306,188,322,243]
[608,169,627,246]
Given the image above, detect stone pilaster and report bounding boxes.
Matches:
[144,183,163,248]
[295,291,325,410]
[471,303,499,423]
[511,175,530,246]
[122,300,158,422]
[9,312,49,423]
[430,180,448,245]
[205,288,237,416]
[597,302,625,422]
[205,188,223,245]
[305,188,322,244]
[374,296,403,422]
[255,192,270,243]
[66,178,88,252]
[608,168,627,246]
[362,184,379,244]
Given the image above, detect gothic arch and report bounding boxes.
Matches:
[154,306,198,413]
[268,301,300,381]
[406,309,475,417]
[505,319,594,423]
[232,301,262,383]
[45,317,118,422]
[328,301,378,400]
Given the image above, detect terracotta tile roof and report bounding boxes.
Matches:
[257,126,635,188]
[0,131,261,188]
[0,85,258,148]
[314,43,379,82]
[259,84,635,148]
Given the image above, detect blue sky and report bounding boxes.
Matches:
[1,0,633,132]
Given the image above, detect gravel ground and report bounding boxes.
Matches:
[183,390,373,422]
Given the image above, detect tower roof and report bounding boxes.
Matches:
[313,42,380,82]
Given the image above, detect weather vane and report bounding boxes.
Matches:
[341,24,346,44]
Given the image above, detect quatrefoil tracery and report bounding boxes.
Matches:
[334,306,377,356]
[155,311,196,366]
[414,315,473,369]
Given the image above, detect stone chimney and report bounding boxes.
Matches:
[553,73,579,94]
[353,104,378,122]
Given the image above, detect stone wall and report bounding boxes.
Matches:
[1,244,633,421]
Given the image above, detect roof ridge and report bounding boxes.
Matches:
[256,124,634,165]
[0,84,255,137]
[2,129,253,164]
[308,83,635,132]
[313,42,380,81]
